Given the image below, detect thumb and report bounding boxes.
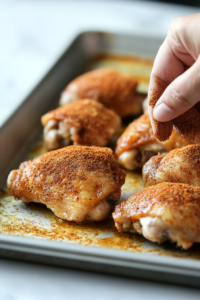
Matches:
[153,56,200,122]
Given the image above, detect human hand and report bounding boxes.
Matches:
[148,13,200,143]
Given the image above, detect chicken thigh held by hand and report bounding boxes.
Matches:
[7,146,126,223]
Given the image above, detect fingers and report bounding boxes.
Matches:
[148,13,200,142]
[153,56,200,121]
[148,36,185,129]
[150,36,185,89]
[148,14,200,125]
[148,76,173,141]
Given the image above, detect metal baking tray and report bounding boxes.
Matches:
[1,31,200,287]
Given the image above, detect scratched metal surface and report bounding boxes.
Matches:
[1,54,200,260]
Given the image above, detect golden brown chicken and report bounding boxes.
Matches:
[143,144,200,187]
[41,99,121,151]
[7,146,126,223]
[113,182,200,249]
[115,114,192,170]
[59,69,145,117]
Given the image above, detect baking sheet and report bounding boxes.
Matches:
[1,140,200,260]
[1,54,200,261]
[1,32,200,287]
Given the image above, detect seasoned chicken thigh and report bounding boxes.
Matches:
[41,99,121,151]
[59,69,145,117]
[7,146,126,223]
[115,114,192,170]
[143,144,200,187]
[113,182,200,249]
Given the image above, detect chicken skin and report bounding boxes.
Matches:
[41,99,121,151]
[59,69,145,117]
[7,146,126,223]
[113,182,200,249]
[143,144,200,187]
[115,114,192,171]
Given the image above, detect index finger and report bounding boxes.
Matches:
[148,37,185,139]
[149,36,185,94]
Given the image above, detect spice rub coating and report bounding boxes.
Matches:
[115,114,156,157]
[7,146,126,223]
[173,106,200,142]
[149,78,200,142]
[59,69,143,117]
[113,182,200,249]
[41,99,121,151]
[143,144,200,187]
[115,114,192,170]
[149,77,173,141]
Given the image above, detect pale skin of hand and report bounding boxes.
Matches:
[148,13,200,142]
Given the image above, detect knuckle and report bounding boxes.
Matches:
[168,86,192,108]
[169,17,183,36]
[170,18,179,32]
[171,17,179,27]
[170,18,179,28]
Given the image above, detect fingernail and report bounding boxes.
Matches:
[153,103,174,122]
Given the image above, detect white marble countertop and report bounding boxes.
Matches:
[1,1,200,299]
[0,258,200,300]
[0,0,199,126]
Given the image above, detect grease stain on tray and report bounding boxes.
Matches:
[1,175,200,260]
[0,186,144,251]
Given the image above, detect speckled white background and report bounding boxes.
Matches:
[1,1,200,299]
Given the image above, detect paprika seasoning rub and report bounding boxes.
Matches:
[148,77,173,142]
[113,182,200,249]
[173,106,200,142]
[149,77,200,143]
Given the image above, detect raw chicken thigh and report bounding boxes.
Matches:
[42,99,121,151]
[115,114,192,170]
[143,144,200,187]
[59,69,145,117]
[113,182,200,249]
[7,146,126,223]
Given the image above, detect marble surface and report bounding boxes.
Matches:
[1,258,200,300]
[1,1,200,299]
[0,0,199,126]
